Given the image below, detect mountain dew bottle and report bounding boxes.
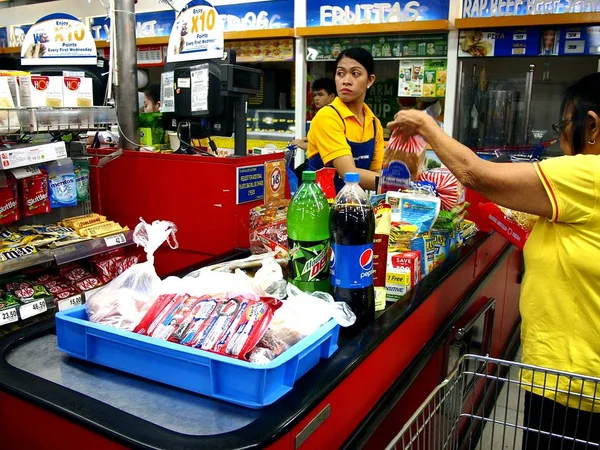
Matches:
[287,171,331,293]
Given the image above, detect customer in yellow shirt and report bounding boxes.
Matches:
[306,47,384,191]
[388,72,600,449]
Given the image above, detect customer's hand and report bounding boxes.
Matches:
[387,109,434,137]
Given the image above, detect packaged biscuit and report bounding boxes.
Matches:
[63,77,93,128]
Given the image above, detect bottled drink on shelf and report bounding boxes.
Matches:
[330,172,375,333]
[287,171,331,293]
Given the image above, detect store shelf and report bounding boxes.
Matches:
[0,141,67,170]
[53,230,134,266]
[296,20,450,37]
[455,12,600,29]
[0,230,134,276]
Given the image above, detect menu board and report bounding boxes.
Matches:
[398,59,447,98]
[459,26,600,58]
[307,34,448,61]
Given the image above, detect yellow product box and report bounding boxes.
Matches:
[385,251,421,302]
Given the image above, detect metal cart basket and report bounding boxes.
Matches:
[386,355,600,450]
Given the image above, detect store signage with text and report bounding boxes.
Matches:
[306,0,450,26]
[463,0,600,18]
[9,24,33,47]
[20,13,97,66]
[237,165,265,204]
[87,10,176,41]
[225,39,294,62]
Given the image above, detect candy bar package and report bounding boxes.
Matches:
[21,171,51,217]
[0,176,20,225]
[249,203,288,259]
[47,159,77,209]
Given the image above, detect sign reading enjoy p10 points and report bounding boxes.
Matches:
[463,0,600,18]
[306,0,450,26]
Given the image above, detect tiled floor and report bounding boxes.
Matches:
[477,348,525,449]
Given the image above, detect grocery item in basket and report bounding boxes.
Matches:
[133,293,178,335]
[21,171,51,217]
[0,178,20,225]
[383,133,427,185]
[498,206,538,231]
[372,202,392,291]
[385,191,441,235]
[418,168,465,211]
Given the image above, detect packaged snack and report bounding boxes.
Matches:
[133,293,178,335]
[21,171,51,217]
[383,133,427,183]
[249,203,288,258]
[73,276,102,292]
[90,248,126,283]
[47,283,73,295]
[372,202,391,289]
[418,168,465,211]
[432,229,451,268]
[151,294,198,341]
[54,289,78,300]
[60,213,102,228]
[179,297,221,345]
[59,264,90,282]
[386,251,422,302]
[79,221,128,238]
[0,177,20,225]
[47,159,77,208]
[411,233,436,276]
[315,168,337,201]
[0,245,37,261]
[73,158,90,202]
[385,191,441,235]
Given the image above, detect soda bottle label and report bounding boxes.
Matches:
[330,243,374,289]
[288,239,330,282]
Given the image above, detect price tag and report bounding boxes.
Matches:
[10,165,41,180]
[19,299,47,320]
[513,33,527,41]
[564,40,585,54]
[104,233,126,247]
[57,294,84,312]
[566,31,581,39]
[0,307,18,327]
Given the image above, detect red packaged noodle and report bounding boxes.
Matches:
[21,172,50,217]
[0,176,20,225]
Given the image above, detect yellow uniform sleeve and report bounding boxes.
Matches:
[534,154,599,224]
[369,118,385,172]
[307,109,352,165]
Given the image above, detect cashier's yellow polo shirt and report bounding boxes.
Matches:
[520,154,600,411]
[307,97,384,172]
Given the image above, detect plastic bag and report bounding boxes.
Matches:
[85,218,178,331]
[381,133,427,191]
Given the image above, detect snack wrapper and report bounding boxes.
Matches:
[249,203,288,259]
[21,172,51,218]
[418,168,465,211]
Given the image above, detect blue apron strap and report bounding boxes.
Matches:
[328,105,346,134]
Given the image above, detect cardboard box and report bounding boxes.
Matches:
[386,250,421,302]
[0,77,20,133]
[62,77,93,107]
[18,76,64,131]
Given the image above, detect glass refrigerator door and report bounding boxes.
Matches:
[454,56,599,155]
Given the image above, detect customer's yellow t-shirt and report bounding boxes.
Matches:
[521,154,600,411]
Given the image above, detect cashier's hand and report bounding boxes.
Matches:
[387,109,435,139]
[290,138,308,151]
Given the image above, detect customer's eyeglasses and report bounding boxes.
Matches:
[552,118,571,134]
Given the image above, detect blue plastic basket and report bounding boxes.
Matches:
[55,306,340,409]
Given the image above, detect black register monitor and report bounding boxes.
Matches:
[162,50,262,156]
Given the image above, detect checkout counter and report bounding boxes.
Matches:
[0,228,521,450]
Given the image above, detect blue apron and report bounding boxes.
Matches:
[307,105,377,192]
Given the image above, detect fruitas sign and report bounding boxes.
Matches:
[463,0,600,18]
[306,0,450,26]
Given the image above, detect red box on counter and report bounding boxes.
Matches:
[479,202,530,250]
[386,251,422,302]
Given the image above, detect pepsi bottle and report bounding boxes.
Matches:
[330,172,375,333]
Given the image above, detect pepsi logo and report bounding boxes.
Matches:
[360,248,373,271]
[329,247,335,269]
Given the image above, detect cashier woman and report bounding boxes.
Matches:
[307,47,384,191]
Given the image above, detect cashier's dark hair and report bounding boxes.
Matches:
[560,72,600,155]
[336,47,375,76]
[144,84,161,104]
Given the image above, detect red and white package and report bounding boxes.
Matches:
[59,264,90,282]
[54,289,78,300]
[74,276,102,292]
[383,132,427,183]
[21,171,50,217]
[0,177,20,225]
[418,168,465,211]
[90,249,125,283]
[133,293,178,335]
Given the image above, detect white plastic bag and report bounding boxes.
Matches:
[86,218,178,330]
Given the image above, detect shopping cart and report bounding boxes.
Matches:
[386,355,600,450]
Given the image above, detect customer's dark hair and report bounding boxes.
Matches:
[335,47,375,76]
[144,84,161,104]
[311,78,337,95]
[560,72,600,155]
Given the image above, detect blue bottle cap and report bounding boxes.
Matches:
[344,172,360,183]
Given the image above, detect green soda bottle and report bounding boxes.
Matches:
[287,171,331,293]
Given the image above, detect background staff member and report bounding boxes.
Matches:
[306,48,384,191]
[143,84,161,113]
[292,78,337,151]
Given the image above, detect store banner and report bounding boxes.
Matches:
[167,0,224,63]
[306,0,450,26]
[20,14,97,66]
[459,26,600,57]
[463,0,600,18]
[86,0,293,39]
[307,34,448,60]
[225,39,294,62]
[398,59,447,97]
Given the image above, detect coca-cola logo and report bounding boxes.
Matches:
[0,199,17,216]
[26,193,47,208]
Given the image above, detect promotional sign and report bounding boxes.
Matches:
[264,159,286,205]
[167,0,224,63]
[307,34,448,60]
[463,0,600,18]
[237,165,265,204]
[459,26,600,57]
[87,10,176,41]
[20,14,97,66]
[306,0,450,27]
[398,59,447,97]
[10,24,33,48]
[0,28,7,48]
[225,39,294,62]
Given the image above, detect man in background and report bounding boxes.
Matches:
[291,78,337,151]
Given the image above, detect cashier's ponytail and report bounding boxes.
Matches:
[560,73,600,155]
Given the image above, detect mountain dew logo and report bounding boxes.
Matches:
[289,239,330,282]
